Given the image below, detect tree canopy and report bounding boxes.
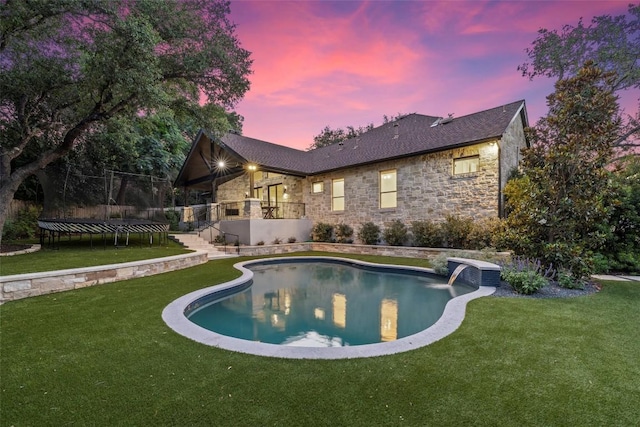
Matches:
[518,3,639,150]
[308,113,407,150]
[0,0,253,242]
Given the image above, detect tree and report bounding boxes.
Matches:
[518,4,640,150]
[502,62,622,280]
[308,123,374,150]
[308,113,408,150]
[0,0,252,243]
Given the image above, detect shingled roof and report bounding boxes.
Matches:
[175,100,527,188]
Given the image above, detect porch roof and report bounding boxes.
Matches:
[175,100,527,189]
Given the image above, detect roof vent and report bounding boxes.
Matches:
[440,114,454,124]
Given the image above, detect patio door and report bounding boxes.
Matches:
[267,184,284,218]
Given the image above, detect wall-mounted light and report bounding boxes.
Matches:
[217,160,226,169]
[247,164,257,171]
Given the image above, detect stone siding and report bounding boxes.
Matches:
[1,251,208,302]
[303,141,500,235]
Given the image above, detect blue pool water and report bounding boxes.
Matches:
[186,259,475,347]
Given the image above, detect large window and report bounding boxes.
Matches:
[379,169,397,208]
[332,178,344,211]
[453,155,479,175]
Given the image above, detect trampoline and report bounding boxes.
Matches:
[38,218,170,248]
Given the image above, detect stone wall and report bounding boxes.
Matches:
[303,141,500,237]
[0,251,208,302]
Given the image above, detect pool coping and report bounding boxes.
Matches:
[162,256,496,359]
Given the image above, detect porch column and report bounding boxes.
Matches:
[244,198,262,219]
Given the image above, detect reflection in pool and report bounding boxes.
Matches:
[186,260,475,347]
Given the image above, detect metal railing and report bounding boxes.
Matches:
[195,219,240,256]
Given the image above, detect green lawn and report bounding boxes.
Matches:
[0,235,190,276]
[1,254,638,426]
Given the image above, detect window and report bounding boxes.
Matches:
[312,181,324,193]
[332,178,344,211]
[453,155,479,175]
[379,169,397,208]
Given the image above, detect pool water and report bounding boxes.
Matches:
[186,260,475,347]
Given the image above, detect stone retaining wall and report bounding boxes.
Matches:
[0,251,208,302]
[237,242,510,260]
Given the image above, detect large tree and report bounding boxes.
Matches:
[0,0,252,243]
[518,3,639,150]
[502,62,622,280]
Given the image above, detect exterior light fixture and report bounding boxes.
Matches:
[247,164,257,171]
[217,160,226,168]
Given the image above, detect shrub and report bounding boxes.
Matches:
[383,219,408,246]
[256,240,265,246]
[499,256,554,295]
[430,253,450,276]
[287,237,297,243]
[358,222,380,245]
[335,223,354,243]
[213,235,226,244]
[467,217,502,250]
[440,214,474,248]
[411,220,442,247]
[2,206,41,241]
[311,222,334,242]
[164,209,180,231]
[502,270,548,295]
[272,237,282,244]
[556,269,585,290]
[541,242,594,282]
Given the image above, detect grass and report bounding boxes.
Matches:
[1,253,639,426]
[0,235,190,276]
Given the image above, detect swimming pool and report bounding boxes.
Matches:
[163,257,496,359]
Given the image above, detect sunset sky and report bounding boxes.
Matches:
[228,1,637,150]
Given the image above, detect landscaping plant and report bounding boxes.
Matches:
[357,222,380,245]
[382,219,408,246]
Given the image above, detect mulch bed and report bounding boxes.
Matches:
[0,244,31,253]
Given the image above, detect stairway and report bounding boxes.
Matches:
[169,233,237,259]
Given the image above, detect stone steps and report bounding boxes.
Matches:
[168,233,237,259]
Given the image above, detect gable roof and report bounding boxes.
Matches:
[175,100,527,189]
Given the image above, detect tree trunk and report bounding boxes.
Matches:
[0,175,26,246]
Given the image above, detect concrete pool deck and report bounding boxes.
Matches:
[162,256,497,360]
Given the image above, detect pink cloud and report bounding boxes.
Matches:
[229,1,635,150]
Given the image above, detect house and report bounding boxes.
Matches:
[174,100,529,245]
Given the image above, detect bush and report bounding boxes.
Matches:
[411,220,442,247]
[499,256,554,295]
[467,217,502,250]
[556,269,585,290]
[358,222,380,245]
[335,223,354,243]
[440,214,474,248]
[541,242,594,282]
[272,237,282,244]
[383,219,408,246]
[502,270,548,295]
[2,206,41,241]
[311,222,334,242]
[287,237,297,243]
[164,209,180,231]
[256,240,265,246]
[213,235,226,244]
